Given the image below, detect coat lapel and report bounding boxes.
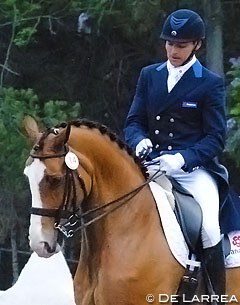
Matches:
[151,62,168,110]
[155,62,168,97]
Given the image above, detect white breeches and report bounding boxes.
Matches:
[149,166,221,249]
[172,168,221,248]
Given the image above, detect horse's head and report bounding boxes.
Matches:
[23,117,90,257]
[24,117,148,258]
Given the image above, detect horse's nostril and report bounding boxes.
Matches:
[44,242,56,253]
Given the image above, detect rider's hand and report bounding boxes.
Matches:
[158,153,185,176]
[136,138,153,160]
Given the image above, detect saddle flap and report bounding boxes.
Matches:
[173,188,203,252]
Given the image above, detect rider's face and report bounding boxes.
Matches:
[165,41,201,67]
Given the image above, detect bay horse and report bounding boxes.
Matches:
[23,116,240,305]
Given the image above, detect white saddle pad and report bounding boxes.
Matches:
[149,181,240,269]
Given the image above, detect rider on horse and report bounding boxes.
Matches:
[124,9,228,301]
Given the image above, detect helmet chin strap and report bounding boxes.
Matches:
[181,41,200,66]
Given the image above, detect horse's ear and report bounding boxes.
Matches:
[22,115,40,143]
[53,124,71,148]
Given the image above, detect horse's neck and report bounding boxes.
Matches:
[68,127,158,256]
[83,156,156,249]
[78,161,162,289]
[69,126,146,205]
[78,183,160,289]
[85,154,149,238]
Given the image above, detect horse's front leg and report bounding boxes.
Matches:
[74,264,98,305]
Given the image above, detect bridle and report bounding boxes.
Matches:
[29,126,163,238]
[29,141,88,237]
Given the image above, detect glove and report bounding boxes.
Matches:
[158,153,185,176]
[136,138,153,160]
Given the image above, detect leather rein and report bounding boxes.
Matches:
[29,130,162,238]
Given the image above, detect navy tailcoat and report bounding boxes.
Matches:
[124,60,240,234]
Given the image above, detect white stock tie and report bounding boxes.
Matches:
[167,69,181,93]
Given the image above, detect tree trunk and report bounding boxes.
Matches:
[11,225,19,285]
[202,0,224,76]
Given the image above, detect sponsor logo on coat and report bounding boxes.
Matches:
[182,101,198,108]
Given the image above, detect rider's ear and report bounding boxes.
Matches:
[195,40,202,51]
[22,115,40,144]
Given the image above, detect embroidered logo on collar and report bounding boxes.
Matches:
[182,101,198,108]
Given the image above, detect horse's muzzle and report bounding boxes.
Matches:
[44,241,57,254]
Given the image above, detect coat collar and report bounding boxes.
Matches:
[156,59,202,78]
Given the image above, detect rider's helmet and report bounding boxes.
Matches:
[160,9,205,43]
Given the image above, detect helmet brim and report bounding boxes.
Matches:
[160,33,204,43]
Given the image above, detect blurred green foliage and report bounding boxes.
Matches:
[0,87,81,243]
[0,0,163,47]
[225,57,240,165]
[0,87,81,188]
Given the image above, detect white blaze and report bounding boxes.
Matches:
[24,159,46,247]
[24,158,46,210]
[24,158,61,257]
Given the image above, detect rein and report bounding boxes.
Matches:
[55,169,162,238]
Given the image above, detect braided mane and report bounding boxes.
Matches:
[56,119,148,179]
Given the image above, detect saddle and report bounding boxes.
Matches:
[170,177,231,257]
[170,177,202,253]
